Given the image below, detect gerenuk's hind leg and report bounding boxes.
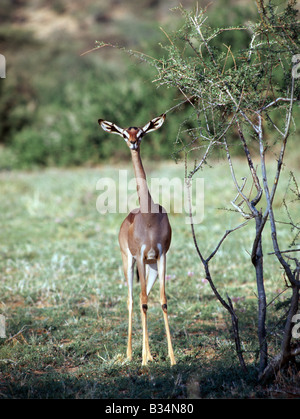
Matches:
[137,259,153,365]
[157,254,176,366]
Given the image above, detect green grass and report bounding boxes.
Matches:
[0,159,299,398]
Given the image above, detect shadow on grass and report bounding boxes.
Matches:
[0,357,262,399]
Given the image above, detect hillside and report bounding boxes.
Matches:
[0,0,298,168]
[4,0,197,48]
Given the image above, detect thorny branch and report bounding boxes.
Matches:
[181,4,299,380]
[144,0,300,381]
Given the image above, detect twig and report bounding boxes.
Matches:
[268,249,300,255]
[260,97,297,111]
[223,137,254,215]
[230,177,253,219]
[6,325,28,343]
[206,220,250,263]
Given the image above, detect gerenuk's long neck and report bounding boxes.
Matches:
[131,149,154,214]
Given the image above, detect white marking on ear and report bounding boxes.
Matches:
[142,114,166,135]
[98,119,124,137]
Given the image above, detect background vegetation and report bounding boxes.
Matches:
[0,0,270,169]
[0,0,299,399]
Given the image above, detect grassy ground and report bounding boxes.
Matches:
[0,158,299,399]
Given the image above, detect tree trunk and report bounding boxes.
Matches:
[252,213,268,375]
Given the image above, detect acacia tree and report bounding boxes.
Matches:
[146,0,300,381]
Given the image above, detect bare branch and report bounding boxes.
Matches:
[185,173,248,372]
[260,97,297,111]
[230,178,253,219]
[260,77,298,287]
[237,124,263,207]
[206,220,250,263]
[268,249,300,255]
[269,76,296,204]
[223,137,255,216]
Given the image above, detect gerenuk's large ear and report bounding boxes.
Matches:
[141,114,166,135]
[98,119,125,137]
